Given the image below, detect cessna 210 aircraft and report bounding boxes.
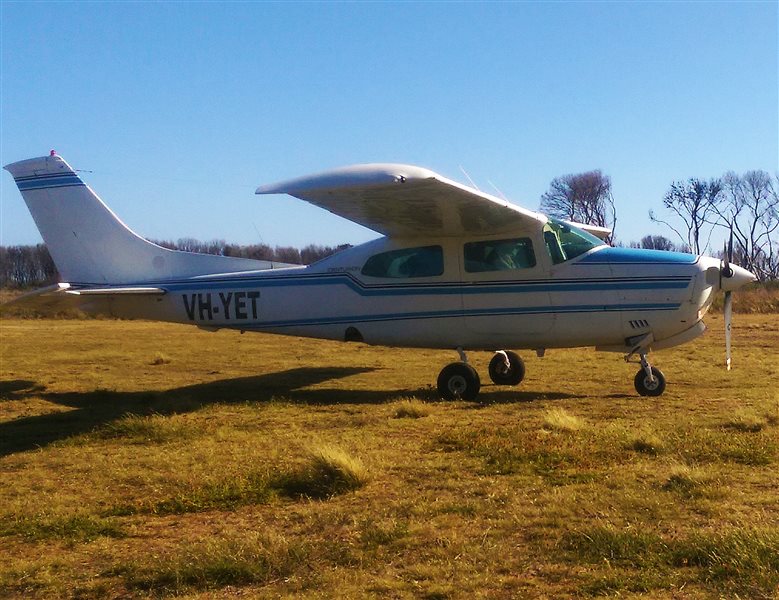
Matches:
[4,152,756,401]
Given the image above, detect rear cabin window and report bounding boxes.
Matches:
[464,238,536,272]
[361,245,444,278]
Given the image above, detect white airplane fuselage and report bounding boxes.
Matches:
[89,234,724,354]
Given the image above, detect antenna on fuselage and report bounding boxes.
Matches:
[459,165,480,191]
[487,179,509,202]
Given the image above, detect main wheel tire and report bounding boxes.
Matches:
[634,366,666,397]
[488,351,525,386]
[437,362,481,401]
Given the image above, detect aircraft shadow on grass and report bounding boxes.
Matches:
[0,369,575,457]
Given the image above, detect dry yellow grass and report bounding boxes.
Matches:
[0,313,777,598]
[542,407,585,432]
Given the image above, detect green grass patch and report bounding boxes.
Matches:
[671,428,777,466]
[111,446,370,516]
[561,525,666,567]
[671,527,779,595]
[110,470,274,516]
[722,410,768,433]
[560,524,779,597]
[435,426,601,484]
[116,532,309,594]
[94,413,196,444]
[359,518,409,550]
[627,431,666,455]
[0,513,125,542]
[661,465,716,499]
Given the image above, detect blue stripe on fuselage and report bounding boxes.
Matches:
[243,302,682,329]
[123,272,693,296]
[576,247,699,265]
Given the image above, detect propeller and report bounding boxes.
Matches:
[721,227,734,370]
[721,227,733,371]
[714,223,758,369]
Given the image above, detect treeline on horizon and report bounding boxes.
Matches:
[0,240,352,288]
[4,234,778,290]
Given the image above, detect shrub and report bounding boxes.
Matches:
[393,397,430,419]
[276,444,369,499]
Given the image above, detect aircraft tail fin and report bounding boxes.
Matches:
[5,154,286,284]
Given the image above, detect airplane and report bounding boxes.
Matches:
[4,152,757,401]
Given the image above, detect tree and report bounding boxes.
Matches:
[0,244,57,287]
[539,170,616,242]
[0,240,353,288]
[640,235,675,251]
[717,171,779,281]
[650,178,722,255]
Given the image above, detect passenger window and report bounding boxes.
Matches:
[464,238,536,272]
[361,245,444,278]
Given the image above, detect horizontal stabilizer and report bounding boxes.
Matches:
[1,284,79,314]
[67,286,166,296]
[1,283,166,315]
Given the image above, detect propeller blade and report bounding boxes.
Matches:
[724,290,733,371]
[728,226,734,262]
[722,242,732,279]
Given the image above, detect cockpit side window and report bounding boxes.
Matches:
[361,245,444,278]
[464,238,536,272]
[543,218,604,264]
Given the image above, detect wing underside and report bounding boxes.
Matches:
[257,164,546,237]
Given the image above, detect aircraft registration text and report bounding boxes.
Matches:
[182,291,260,321]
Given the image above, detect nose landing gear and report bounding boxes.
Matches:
[633,353,666,396]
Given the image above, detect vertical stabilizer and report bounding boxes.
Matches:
[5,154,283,284]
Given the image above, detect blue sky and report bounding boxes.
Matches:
[1,1,777,252]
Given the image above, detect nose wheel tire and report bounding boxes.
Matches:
[634,366,666,397]
[488,351,525,386]
[437,362,481,401]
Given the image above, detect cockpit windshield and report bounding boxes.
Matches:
[542,217,605,264]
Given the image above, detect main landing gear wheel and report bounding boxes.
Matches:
[437,362,481,401]
[488,351,525,386]
[634,366,666,397]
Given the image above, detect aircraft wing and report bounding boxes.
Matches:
[256,164,546,237]
[563,220,612,240]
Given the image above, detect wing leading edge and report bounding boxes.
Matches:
[256,164,547,237]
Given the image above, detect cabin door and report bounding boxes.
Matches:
[459,235,554,345]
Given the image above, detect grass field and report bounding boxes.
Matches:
[0,314,777,598]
